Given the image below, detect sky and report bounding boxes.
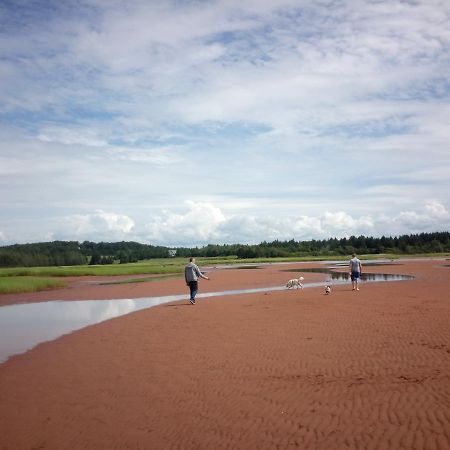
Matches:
[1,0,449,247]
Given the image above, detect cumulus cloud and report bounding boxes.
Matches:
[144,201,226,246]
[320,212,374,236]
[425,200,449,218]
[215,211,374,245]
[0,201,448,246]
[392,201,450,234]
[139,200,448,246]
[60,210,135,241]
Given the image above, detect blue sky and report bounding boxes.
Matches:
[1,0,449,246]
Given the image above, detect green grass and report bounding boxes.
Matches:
[0,276,66,294]
[0,260,186,278]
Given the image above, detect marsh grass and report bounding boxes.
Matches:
[0,260,186,278]
[0,276,66,294]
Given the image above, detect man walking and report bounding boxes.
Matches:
[349,253,362,291]
[184,257,209,304]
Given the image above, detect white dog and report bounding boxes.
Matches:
[286,276,304,289]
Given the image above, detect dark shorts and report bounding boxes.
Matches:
[351,271,361,281]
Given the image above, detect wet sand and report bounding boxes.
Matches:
[0,259,449,449]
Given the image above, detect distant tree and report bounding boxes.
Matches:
[89,253,102,265]
[101,256,114,264]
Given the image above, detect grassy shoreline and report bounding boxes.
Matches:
[0,276,66,295]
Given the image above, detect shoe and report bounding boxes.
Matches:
[189,298,196,305]
[356,288,359,291]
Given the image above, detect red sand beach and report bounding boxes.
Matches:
[0,259,449,449]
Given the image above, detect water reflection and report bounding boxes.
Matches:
[281,267,414,283]
[0,296,182,364]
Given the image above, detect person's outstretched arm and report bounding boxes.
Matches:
[194,264,209,280]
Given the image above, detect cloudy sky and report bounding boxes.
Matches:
[1,0,449,247]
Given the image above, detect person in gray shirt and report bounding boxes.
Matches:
[184,257,209,304]
[349,253,362,291]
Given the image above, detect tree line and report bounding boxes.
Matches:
[0,241,170,267]
[0,231,449,267]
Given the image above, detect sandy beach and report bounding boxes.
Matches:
[0,258,449,449]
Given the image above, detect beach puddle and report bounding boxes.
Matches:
[0,268,414,364]
[281,267,414,282]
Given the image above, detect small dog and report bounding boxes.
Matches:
[286,276,304,289]
[325,285,331,295]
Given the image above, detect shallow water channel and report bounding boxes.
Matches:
[0,266,413,364]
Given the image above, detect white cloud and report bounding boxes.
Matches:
[392,201,450,234]
[0,200,448,246]
[1,1,450,245]
[138,200,448,246]
[144,201,226,246]
[60,210,135,241]
[425,200,449,218]
[321,212,374,236]
[215,213,373,244]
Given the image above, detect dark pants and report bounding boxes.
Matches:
[188,280,198,300]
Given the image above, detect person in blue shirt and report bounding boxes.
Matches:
[184,257,209,304]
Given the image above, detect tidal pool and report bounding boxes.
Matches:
[0,271,414,364]
[281,267,414,283]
